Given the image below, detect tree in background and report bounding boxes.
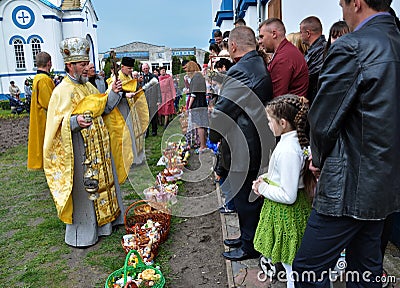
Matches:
[172,56,198,75]
[103,57,111,78]
[172,56,181,75]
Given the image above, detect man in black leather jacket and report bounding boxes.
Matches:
[293,0,400,286]
[300,16,327,104]
[209,25,273,261]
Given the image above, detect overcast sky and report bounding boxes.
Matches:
[94,1,400,53]
[94,0,212,52]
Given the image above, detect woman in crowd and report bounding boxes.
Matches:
[286,32,308,55]
[158,67,176,128]
[208,43,221,70]
[325,20,350,55]
[9,81,20,99]
[24,79,32,102]
[186,61,208,153]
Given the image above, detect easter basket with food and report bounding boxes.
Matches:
[121,223,160,263]
[105,249,165,288]
[142,184,178,205]
[124,203,171,243]
[130,200,171,217]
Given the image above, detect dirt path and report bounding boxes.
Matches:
[165,151,228,287]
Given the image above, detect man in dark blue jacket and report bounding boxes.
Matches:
[209,25,273,261]
[293,0,400,286]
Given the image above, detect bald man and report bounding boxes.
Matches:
[258,18,308,98]
[299,16,327,103]
[210,25,273,261]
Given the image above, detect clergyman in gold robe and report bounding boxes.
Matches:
[43,37,129,247]
[27,51,55,170]
[106,56,149,166]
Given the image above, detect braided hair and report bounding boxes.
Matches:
[266,94,309,149]
[266,94,316,199]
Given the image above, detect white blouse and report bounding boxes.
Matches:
[258,130,306,205]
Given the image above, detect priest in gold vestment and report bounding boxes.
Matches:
[43,37,128,247]
[106,57,149,166]
[27,52,55,170]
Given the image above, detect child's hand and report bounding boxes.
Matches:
[252,177,264,196]
[308,155,321,180]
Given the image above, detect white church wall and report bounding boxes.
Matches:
[0,0,99,99]
[219,20,233,33]
[61,5,99,71]
[50,0,62,6]
[243,6,258,31]
[0,0,52,95]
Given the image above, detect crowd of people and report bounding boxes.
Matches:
[22,0,400,286]
[208,1,400,288]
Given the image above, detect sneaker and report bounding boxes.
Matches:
[258,256,286,280]
[219,206,236,214]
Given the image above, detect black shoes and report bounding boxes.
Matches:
[222,247,260,261]
[151,132,157,136]
[223,238,241,248]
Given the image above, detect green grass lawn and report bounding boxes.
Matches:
[0,108,29,118]
[0,118,186,287]
[0,145,72,286]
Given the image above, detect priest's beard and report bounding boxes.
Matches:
[74,72,88,84]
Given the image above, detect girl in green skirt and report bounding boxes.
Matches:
[252,94,315,288]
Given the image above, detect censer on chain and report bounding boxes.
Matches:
[82,110,100,201]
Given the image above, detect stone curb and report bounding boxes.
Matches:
[216,182,236,288]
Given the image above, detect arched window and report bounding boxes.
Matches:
[13,39,26,69]
[31,38,42,67]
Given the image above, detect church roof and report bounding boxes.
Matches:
[38,0,61,11]
[33,0,99,21]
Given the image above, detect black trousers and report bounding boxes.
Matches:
[381,213,395,256]
[147,114,158,135]
[293,209,384,288]
[229,170,263,255]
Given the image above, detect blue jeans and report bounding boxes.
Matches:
[219,176,235,210]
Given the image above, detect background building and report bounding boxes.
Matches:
[100,41,206,74]
[0,0,99,99]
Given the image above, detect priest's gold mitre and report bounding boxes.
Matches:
[60,37,90,63]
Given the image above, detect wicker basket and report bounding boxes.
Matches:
[124,201,171,243]
[132,200,171,217]
[105,250,165,288]
[121,229,160,261]
[121,237,156,264]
